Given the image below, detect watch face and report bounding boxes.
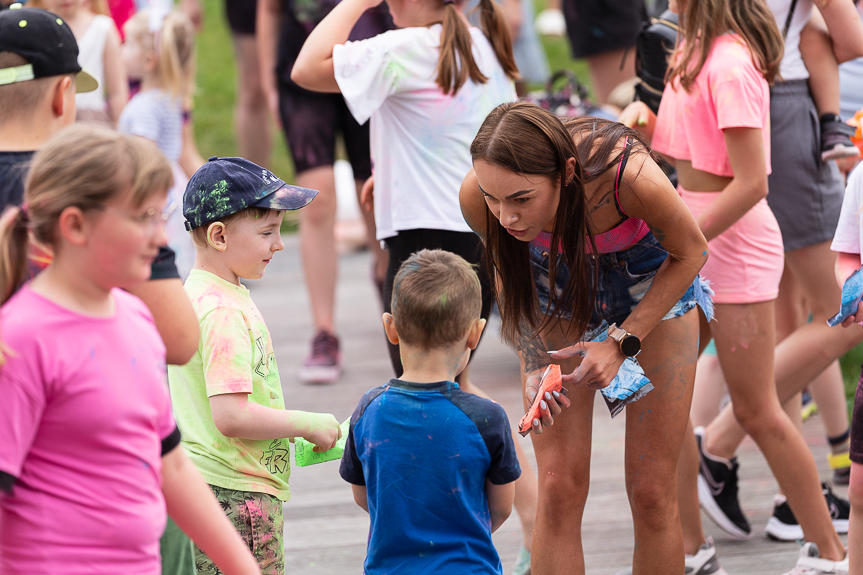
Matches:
[621,335,641,357]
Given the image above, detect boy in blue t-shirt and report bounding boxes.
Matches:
[340,249,521,575]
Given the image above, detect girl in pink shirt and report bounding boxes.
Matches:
[627,0,848,572]
[0,125,259,575]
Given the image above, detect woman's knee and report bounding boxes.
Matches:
[536,467,589,522]
[627,480,678,528]
[732,401,787,440]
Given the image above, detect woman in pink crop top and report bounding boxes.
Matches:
[624,0,848,572]
[461,105,714,573]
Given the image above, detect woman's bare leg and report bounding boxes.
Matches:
[297,166,338,335]
[680,313,713,556]
[625,309,699,573]
[711,300,845,561]
[521,321,595,575]
[705,243,862,458]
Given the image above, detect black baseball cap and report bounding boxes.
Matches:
[0,4,98,92]
[183,156,318,231]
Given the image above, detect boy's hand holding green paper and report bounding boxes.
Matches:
[295,419,350,466]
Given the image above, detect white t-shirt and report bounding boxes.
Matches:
[831,164,863,261]
[75,14,114,112]
[333,25,517,240]
[118,89,183,163]
[768,0,812,81]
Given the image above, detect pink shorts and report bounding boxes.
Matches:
[679,187,784,304]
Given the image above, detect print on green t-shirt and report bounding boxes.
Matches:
[168,270,292,501]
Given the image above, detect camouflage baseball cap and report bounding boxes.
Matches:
[183,156,318,231]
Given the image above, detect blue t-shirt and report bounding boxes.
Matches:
[340,379,521,575]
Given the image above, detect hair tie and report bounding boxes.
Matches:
[19,203,30,224]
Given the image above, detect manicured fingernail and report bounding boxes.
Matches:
[544,392,551,400]
[553,390,560,398]
[540,400,547,410]
[533,418,540,427]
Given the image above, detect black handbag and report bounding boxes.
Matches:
[523,70,607,119]
[633,9,679,114]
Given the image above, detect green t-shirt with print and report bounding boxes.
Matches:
[168,270,291,501]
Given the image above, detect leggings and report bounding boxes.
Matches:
[383,229,494,380]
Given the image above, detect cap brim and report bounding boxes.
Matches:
[75,70,98,94]
[251,183,318,211]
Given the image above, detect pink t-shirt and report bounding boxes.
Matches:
[0,288,176,575]
[652,34,772,178]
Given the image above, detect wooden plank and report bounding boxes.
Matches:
[246,235,848,574]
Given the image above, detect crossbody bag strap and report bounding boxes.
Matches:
[783,0,800,39]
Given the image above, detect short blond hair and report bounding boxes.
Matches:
[0,52,68,124]
[188,206,277,247]
[391,250,482,349]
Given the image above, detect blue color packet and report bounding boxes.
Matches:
[579,322,654,418]
[827,266,863,327]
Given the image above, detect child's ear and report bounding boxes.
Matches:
[144,49,159,73]
[466,318,486,350]
[381,312,400,345]
[57,206,89,246]
[52,75,74,119]
[206,222,228,251]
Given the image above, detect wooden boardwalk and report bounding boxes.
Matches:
[249,234,847,575]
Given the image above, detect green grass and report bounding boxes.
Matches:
[192,0,863,408]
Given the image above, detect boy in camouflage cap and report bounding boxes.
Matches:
[170,157,342,574]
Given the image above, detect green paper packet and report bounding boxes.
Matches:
[293,419,350,467]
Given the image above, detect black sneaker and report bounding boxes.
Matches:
[765,483,850,541]
[820,113,860,161]
[694,426,752,539]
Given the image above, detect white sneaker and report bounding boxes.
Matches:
[534,8,566,36]
[781,543,848,575]
[610,537,729,575]
[686,537,729,575]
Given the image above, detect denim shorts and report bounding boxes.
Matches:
[530,232,714,330]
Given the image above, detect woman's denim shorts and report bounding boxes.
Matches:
[530,232,714,330]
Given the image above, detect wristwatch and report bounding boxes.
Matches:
[608,323,641,357]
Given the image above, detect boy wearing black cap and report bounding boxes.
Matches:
[168,157,342,574]
[0,4,97,212]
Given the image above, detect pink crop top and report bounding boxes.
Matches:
[533,138,651,255]
[652,34,771,178]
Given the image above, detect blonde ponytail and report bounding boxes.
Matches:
[0,125,172,363]
[158,11,196,100]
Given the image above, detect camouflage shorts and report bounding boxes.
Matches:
[195,485,284,575]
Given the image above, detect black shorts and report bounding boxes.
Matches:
[851,367,863,465]
[382,229,494,378]
[225,0,257,35]
[277,83,372,179]
[562,0,645,58]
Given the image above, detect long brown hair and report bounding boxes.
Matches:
[667,0,783,91]
[0,125,172,320]
[436,0,519,96]
[470,102,654,343]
